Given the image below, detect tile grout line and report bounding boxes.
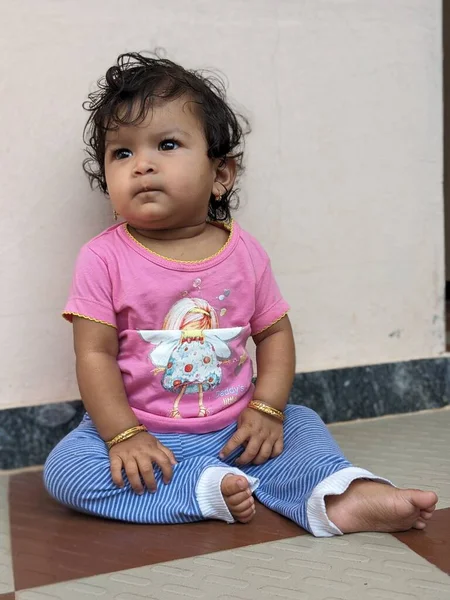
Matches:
[0,476,15,595]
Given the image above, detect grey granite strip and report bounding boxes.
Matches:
[290,357,450,423]
[0,402,84,470]
[0,357,449,470]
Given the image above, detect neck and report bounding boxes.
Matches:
[129,221,208,242]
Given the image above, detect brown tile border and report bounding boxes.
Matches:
[0,593,16,599]
[10,471,305,591]
[393,508,450,575]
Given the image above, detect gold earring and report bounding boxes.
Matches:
[113,210,119,221]
[215,194,222,203]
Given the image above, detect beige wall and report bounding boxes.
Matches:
[444,0,450,281]
[0,0,445,410]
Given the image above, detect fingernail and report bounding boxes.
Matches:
[219,453,224,459]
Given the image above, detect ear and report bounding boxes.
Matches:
[212,157,237,198]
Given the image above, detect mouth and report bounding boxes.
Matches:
[135,187,161,201]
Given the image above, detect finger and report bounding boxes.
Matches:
[154,452,174,484]
[271,438,284,458]
[220,428,251,459]
[136,457,157,492]
[236,436,264,466]
[109,454,124,488]
[124,458,144,494]
[158,443,178,466]
[252,440,275,465]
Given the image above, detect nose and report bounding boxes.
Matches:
[133,152,156,176]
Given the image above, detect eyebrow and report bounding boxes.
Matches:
[105,127,193,147]
[158,128,192,138]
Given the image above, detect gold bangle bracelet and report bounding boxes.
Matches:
[106,424,147,450]
[248,400,285,422]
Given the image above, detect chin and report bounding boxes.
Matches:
[128,215,171,230]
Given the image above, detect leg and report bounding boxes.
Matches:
[241,406,437,535]
[241,405,352,531]
[43,419,243,524]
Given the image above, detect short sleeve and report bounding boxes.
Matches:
[246,239,290,336]
[63,245,117,328]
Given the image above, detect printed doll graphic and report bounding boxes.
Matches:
[139,298,242,418]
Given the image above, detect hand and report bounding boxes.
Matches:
[219,407,284,466]
[109,431,177,494]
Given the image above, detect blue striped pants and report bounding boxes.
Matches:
[44,405,352,532]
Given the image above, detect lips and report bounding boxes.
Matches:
[133,180,161,196]
[134,186,162,200]
[136,186,160,194]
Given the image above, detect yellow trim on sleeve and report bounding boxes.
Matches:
[62,312,117,329]
[252,311,289,337]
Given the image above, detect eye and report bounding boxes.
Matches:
[113,148,132,160]
[159,139,179,151]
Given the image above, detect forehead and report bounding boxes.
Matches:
[105,96,204,141]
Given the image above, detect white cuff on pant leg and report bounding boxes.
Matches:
[307,467,393,537]
[196,466,260,523]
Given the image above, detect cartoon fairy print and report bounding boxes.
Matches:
[139,298,242,419]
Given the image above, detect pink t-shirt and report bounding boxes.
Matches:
[64,221,289,434]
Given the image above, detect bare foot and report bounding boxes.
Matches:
[326,480,438,534]
[221,475,256,523]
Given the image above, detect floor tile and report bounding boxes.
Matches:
[394,507,450,575]
[7,408,450,596]
[9,472,303,591]
[16,532,450,599]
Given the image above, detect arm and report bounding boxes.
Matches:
[220,315,295,465]
[73,315,176,492]
[73,316,139,441]
[252,315,296,411]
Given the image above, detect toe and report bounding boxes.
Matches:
[237,505,256,522]
[420,509,434,520]
[409,490,438,510]
[226,489,252,507]
[413,518,427,530]
[234,497,254,513]
[222,475,249,497]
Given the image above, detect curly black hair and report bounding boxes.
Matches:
[82,52,250,222]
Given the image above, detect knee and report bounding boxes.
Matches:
[43,431,109,505]
[285,404,323,423]
[43,441,81,502]
[43,444,69,501]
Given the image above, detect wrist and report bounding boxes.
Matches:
[106,424,147,449]
[97,417,141,442]
[248,400,285,422]
[251,392,288,413]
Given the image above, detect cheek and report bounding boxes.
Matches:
[169,160,214,191]
[105,168,126,194]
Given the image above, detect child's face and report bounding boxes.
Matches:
[104,96,224,230]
